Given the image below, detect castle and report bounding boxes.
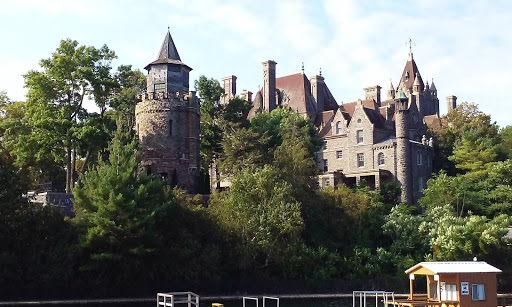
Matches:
[135,30,200,193]
[136,30,457,205]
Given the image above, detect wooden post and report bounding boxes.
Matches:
[410,279,414,299]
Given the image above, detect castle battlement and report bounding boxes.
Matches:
[138,91,197,102]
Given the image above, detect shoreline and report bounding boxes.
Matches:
[3,293,512,306]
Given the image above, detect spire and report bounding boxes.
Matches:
[158,29,181,61]
[389,79,395,91]
[413,72,422,93]
[430,78,437,91]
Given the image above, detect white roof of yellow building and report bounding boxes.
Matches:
[405,261,502,274]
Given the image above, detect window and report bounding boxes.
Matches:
[323,141,327,150]
[336,150,343,159]
[441,282,457,301]
[378,152,385,165]
[322,177,330,188]
[418,177,423,192]
[336,121,342,134]
[154,83,166,92]
[357,130,364,144]
[357,153,364,168]
[417,152,423,165]
[472,284,485,301]
[357,118,362,124]
[168,120,173,136]
[323,159,328,172]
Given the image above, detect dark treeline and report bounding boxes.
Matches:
[0,40,512,299]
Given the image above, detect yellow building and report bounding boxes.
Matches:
[394,261,501,307]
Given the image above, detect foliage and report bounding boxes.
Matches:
[209,166,303,273]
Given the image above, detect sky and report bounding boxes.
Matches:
[1,0,512,126]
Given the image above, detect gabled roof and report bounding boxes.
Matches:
[144,30,192,71]
[316,110,336,137]
[405,261,502,275]
[398,53,423,92]
[276,73,315,115]
[424,113,447,131]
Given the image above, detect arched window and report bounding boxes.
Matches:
[378,152,385,165]
[336,121,342,134]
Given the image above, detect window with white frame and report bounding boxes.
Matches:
[336,150,343,159]
[336,121,342,134]
[440,282,457,301]
[472,284,485,301]
[323,177,330,188]
[357,153,364,168]
[357,130,364,143]
[378,152,385,165]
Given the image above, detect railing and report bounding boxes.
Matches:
[263,296,279,307]
[157,292,199,307]
[498,294,512,307]
[353,291,395,307]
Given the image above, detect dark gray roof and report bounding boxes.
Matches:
[144,30,192,71]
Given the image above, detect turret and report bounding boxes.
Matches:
[387,80,395,100]
[394,91,412,205]
[144,30,192,93]
[413,73,422,93]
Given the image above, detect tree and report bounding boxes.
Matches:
[434,102,501,175]
[209,166,303,272]
[73,129,169,282]
[8,39,117,192]
[195,76,224,173]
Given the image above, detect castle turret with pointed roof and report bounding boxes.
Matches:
[135,30,200,193]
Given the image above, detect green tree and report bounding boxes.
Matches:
[7,39,117,192]
[209,166,303,273]
[73,129,169,282]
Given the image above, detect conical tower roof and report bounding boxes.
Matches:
[430,79,437,91]
[398,52,423,92]
[144,30,192,71]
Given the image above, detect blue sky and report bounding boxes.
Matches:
[1,0,512,126]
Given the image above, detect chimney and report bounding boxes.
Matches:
[241,90,253,103]
[221,75,237,105]
[364,85,382,105]
[310,75,325,112]
[446,95,457,112]
[262,60,277,112]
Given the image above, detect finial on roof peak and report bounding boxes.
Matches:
[406,38,416,61]
[301,62,304,74]
[319,67,322,76]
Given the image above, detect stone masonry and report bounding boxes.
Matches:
[135,30,200,193]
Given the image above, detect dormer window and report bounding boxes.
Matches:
[405,72,410,82]
[336,121,342,134]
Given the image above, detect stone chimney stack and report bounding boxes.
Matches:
[364,85,382,105]
[221,75,237,105]
[446,95,457,112]
[241,90,253,103]
[310,74,325,112]
[262,60,277,112]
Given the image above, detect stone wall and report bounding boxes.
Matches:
[135,91,200,193]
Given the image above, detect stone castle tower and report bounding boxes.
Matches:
[135,30,200,193]
[394,91,412,204]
